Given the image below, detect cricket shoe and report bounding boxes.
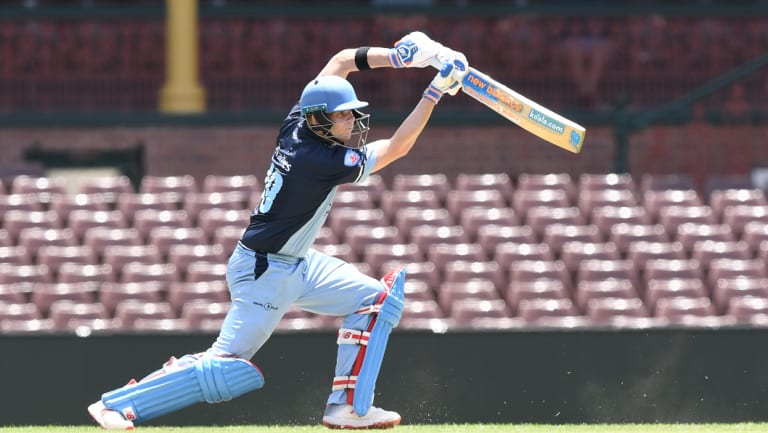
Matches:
[322,404,401,429]
[88,400,135,430]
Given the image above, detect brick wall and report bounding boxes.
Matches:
[0,123,766,191]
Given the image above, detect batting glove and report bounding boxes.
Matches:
[389,31,444,68]
[423,59,467,104]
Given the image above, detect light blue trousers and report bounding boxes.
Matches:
[208,242,386,405]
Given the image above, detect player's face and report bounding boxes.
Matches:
[327,110,354,142]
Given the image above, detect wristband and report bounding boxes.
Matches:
[354,47,371,71]
[422,84,442,105]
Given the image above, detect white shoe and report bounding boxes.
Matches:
[322,404,401,429]
[88,400,135,430]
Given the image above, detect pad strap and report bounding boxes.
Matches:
[337,328,370,346]
[332,375,357,391]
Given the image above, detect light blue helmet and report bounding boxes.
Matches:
[300,75,370,149]
[300,75,368,115]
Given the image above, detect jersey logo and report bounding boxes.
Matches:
[344,149,362,167]
[273,150,292,172]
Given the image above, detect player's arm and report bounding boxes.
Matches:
[368,61,465,173]
[317,31,459,79]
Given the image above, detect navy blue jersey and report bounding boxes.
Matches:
[241,103,376,258]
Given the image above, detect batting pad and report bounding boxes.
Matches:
[102,356,264,424]
[353,267,406,416]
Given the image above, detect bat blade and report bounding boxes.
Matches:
[460,67,585,153]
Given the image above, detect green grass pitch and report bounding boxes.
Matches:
[2,425,768,433]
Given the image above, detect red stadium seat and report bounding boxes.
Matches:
[577,259,640,289]
[579,173,636,193]
[409,225,468,254]
[477,225,536,257]
[379,190,442,220]
[49,193,110,216]
[742,222,768,254]
[517,173,575,202]
[525,206,585,239]
[140,175,197,194]
[516,298,577,323]
[509,260,571,291]
[575,279,638,311]
[68,210,128,242]
[11,176,67,201]
[48,301,109,330]
[643,189,702,220]
[455,173,514,201]
[344,225,403,258]
[674,223,734,254]
[314,243,358,263]
[328,208,387,238]
[626,241,686,270]
[0,245,32,265]
[644,259,704,283]
[654,297,716,323]
[0,264,53,285]
[31,282,98,315]
[644,278,708,312]
[363,243,421,274]
[712,277,768,314]
[586,297,648,324]
[133,210,192,241]
[82,227,142,259]
[98,281,167,315]
[542,224,602,253]
[182,192,249,224]
[589,206,651,238]
[506,279,570,313]
[577,189,637,215]
[202,174,260,194]
[147,226,207,259]
[391,174,451,202]
[57,263,115,284]
[459,207,519,241]
[121,262,179,284]
[450,298,510,324]
[333,190,376,210]
[710,189,767,220]
[393,208,453,236]
[513,190,571,218]
[690,240,751,271]
[167,244,227,270]
[560,241,620,272]
[437,279,502,315]
[380,261,440,288]
[722,205,768,237]
[336,174,386,204]
[426,243,485,270]
[445,190,507,220]
[116,192,179,219]
[78,175,133,197]
[608,223,668,255]
[185,262,228,283]
[658,205,716,236]
[443,260,505,291]
[114,300,175,328]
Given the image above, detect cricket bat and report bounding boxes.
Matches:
[439,64,586,154]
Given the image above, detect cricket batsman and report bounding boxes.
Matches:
[88,31,467,429]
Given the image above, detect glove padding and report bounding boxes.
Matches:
[422,59,467,104]
[389,31,444,68]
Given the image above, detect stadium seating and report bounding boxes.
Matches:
[3,171,768,332]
